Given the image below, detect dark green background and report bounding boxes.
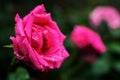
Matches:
[0,0,120,80]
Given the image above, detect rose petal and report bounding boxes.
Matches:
[15,14,25,37]
[10,36,25,60]
[24,15,34,44]
[48,21,66,42]
[31,4,46,14]
[33,13,52,25]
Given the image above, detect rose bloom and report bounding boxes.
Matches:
[90,6,120,29]
[10,4,69,71]
[70,25,106,62]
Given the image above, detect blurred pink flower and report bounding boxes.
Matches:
[10,4,69,71]
[90,6,120,29]
[70,25,106,62]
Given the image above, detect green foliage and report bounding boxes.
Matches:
[114,61,120,72]
[110,28,120,38]
[0,0,120,80]
[92,56,110,75]
[3,44,13,48]
[107,42,120,53]
[8,67,29,80]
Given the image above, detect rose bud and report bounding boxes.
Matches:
[70,25,106,62]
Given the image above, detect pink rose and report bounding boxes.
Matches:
[10,4,69,71]
[70,25,106,62]
[90,6,120,29]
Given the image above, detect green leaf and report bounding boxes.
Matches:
[8,67,29,80]
[113,61,120,72]
[107,42,120,53]
[10,56,18,66]
[110,28,120,38]
[64,36,75,48]
[92,58,110,75]
[3,44,13,48]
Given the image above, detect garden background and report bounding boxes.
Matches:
[0,0,120,80]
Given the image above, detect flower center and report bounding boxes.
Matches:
[31,24,49,54]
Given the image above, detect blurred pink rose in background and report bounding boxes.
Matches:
[10,4,69,71]
[90,6,120,29]
[70,25,106,62]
